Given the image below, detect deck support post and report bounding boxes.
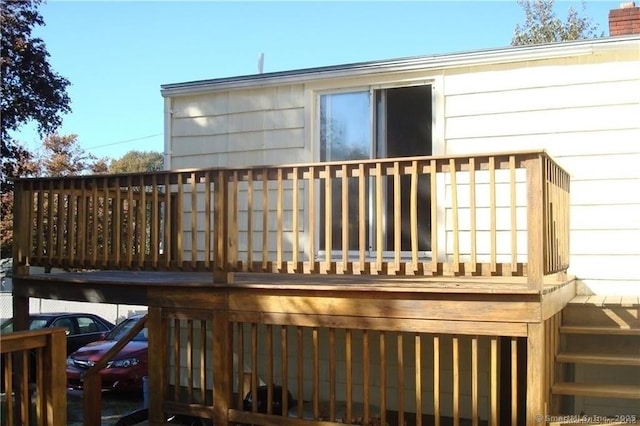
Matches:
[148,307,166,425]
[526,322,546,425]
[11,294,29,426]
[213,307,232,426]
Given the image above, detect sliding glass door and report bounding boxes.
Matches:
[319,85,432,255]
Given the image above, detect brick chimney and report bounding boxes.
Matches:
[609,2,640,36]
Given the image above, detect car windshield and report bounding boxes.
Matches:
[106,318,147,342]
[0,318,49,334]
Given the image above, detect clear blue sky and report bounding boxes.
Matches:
[14,0,619,161]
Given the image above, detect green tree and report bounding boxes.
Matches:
[1,0,70,257]
[512,0,601,46]
[1,0,71,187]
[109,150,164,173]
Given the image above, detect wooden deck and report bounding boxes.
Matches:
[8,151,576,425]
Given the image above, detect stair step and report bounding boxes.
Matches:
[552,382,640,399]
[560,325,640,336]
[556,352,640,366]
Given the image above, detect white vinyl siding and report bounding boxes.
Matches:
[170,85,307,169]
[443,53,640,296]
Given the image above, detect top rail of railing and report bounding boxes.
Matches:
[12,150,569,288]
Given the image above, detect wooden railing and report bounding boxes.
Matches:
[0,328,67,426]
[148,302,533,426]
[12,150,570,287]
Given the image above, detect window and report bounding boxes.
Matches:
[77,316,106,334]
[52,317,77,335]
[319,85,433,254]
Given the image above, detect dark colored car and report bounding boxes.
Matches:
[0,312,115,391]
[66,314,148,392]
[0,312,115,355]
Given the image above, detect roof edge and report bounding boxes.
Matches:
[161,36,640,97]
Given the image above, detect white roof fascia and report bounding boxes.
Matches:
[160,36,640,97]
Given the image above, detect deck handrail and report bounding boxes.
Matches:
[12,150,570,289]
[0,327,67,426]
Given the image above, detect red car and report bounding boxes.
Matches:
[66,314,147,392]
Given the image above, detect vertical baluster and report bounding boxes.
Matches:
[173,318,181,401]
[472,336,479,426]
[229,171,239,270]
[358,164,366,272]
[511,337,518,426]
[411,160,419,272]
[341,164,349,273]
[545,160,552,273]
[139,176,147,269]
[114,177,122,267]
[346,329,353,422]
[57,185,67,264]
[69,182,76,265]
[281,326,289,415]
[313,327,319,419]
[267,324,273,414]
[204,172,212,270]
[430,160,438,274]
[251,323,258,413]
[449,159,459,273]
[200,320,206,403]
[469,158,477,273]
[510,155,518,272]
[164,174,172,269]
[187,319,194,401]
[277,168,284,270]
[393,162,401,274]
[363,330,370,424]
[102,178,110,268]
[329,328,336,421]
[397,332,404,426]
[489,157,497,273]
[126,175,134,268]
[433,335,440,426]
[36,181,45,262]
[47,181,54,265]
[415,333,422,426]
[380,331,386,425]
[151,174,159,269]
[191,172,198,270]
[292,167,299,272]
[262,169,268,271]
[375,163,383,272]
[236,323,245,410]
[297,327,304,418]
[246,170,253,271]
[89,179,97,267]
[176,173,184,269]
[308,166,316,272]
[324,165,332,272]
[453,335,459,426]
[490,337,498,426]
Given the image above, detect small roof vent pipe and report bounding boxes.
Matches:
[258,52,264,74]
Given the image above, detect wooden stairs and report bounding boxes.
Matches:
[552,296,640,416]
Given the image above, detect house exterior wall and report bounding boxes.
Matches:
[165,39,640,297]
[164,39,639,418]
[442,48,640,297]
[168,85,307,169]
